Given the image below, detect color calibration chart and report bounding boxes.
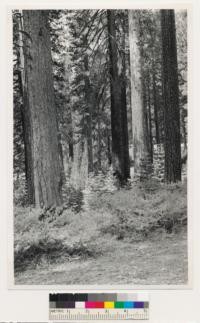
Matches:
[49,293,149,320]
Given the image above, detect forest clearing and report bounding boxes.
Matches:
[13,9,188,285]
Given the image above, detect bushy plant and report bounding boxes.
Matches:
[62,181,84,213]
[14,206,105,272]
[99,180,187,240]
[83,167,116,210]
[13,174,28,206]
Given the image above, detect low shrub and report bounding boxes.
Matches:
[62,183,84,213]
[14,179,187,271]
[99,180,187,240]
[14,206,105,272]
[14,174,28,207]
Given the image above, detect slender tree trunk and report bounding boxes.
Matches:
[181,110,187,153]
[67,102,74,163]
[107,10,130,184]
[128,11,150,179]
[143,78,150,157]
[84,55,93,173]
[152,70,160,144]
[161,10,181,182]
[120,12,130,180]
[147,74,153,162]
[17,12,35,204]
[22,10,63,207]
[107,10,123,179]
[97,103,102,170]
[68,116,74,161]
[64,55,74,162]
[107,130,112,166]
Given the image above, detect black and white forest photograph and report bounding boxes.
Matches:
[13,8,188,285]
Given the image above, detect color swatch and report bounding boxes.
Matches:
[49,293,149,309]
[49,293,149,320]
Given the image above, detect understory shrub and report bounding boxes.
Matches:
[62,182,84,213]
[83,167,117,210]
[14,174,28,207]
[14,179,187,271]
[99,179,187,240]
[14,206,106,272]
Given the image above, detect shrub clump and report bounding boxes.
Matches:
[14,174,28,207]
[14,207,103,273]
[96,180,187,240]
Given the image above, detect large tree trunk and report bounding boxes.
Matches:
[107,10,130,184]
[161,10,181,182]
[128,11,150,179]
[22,10,63,207]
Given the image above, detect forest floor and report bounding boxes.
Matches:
[14,179,188,285]
[15,228,187,285]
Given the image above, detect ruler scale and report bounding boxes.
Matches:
[49,293,149,320]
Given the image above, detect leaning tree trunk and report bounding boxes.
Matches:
[128,11,151,179]
[22,10,63,207]
[161,10,182,182]
[107,10,130,184]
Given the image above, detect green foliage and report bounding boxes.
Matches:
[14,174,28,207]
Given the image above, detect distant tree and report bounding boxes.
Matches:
[49,10,72,173]
[22,10,63,206]
[161,10,182,182]
[68,10,96,175]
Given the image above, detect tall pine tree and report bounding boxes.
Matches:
[161,10,181,183]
